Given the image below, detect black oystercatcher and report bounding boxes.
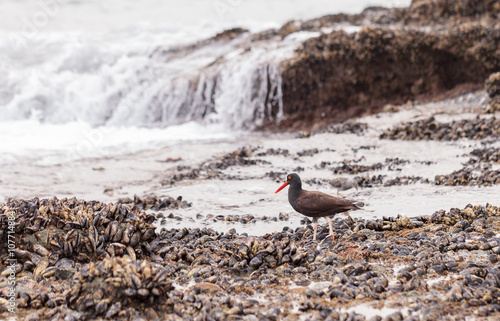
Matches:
[275,173,362,241]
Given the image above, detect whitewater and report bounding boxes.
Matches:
[0,0,411,166]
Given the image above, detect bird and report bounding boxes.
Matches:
[329,177,359,194]
[275,173,362,241]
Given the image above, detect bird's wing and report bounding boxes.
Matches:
[296,190,357,215]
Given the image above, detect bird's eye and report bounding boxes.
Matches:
[287,176,291,180]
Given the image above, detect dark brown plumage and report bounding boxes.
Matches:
[275,173,361,240]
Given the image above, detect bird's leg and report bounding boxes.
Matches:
[326,217,335,241]
[313,217,318,241]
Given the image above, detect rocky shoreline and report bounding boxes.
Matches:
[2,1,500,320]
[1,198,500,320]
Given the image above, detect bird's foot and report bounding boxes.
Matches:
[318,234,336,246]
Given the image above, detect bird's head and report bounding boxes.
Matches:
[275,173,301,194]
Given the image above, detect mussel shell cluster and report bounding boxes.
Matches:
[435,167,500,186]
[428,203,499,226]
[324,121,369,135]
[332,157,419,176]
[469,147,500,165]
[436,147,500,186]
[0,197,157,279]
[383,175,430,186]
[118,194,191,211]
[332,162,384,175]
[380,116,500,141]
[355,174,386,187]
[2,197,500,320]
[68,256,173,318]
[161,146,263,185]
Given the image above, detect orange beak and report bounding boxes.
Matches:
[275,181,288,194]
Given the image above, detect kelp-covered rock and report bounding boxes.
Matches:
[279,12,499,128]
